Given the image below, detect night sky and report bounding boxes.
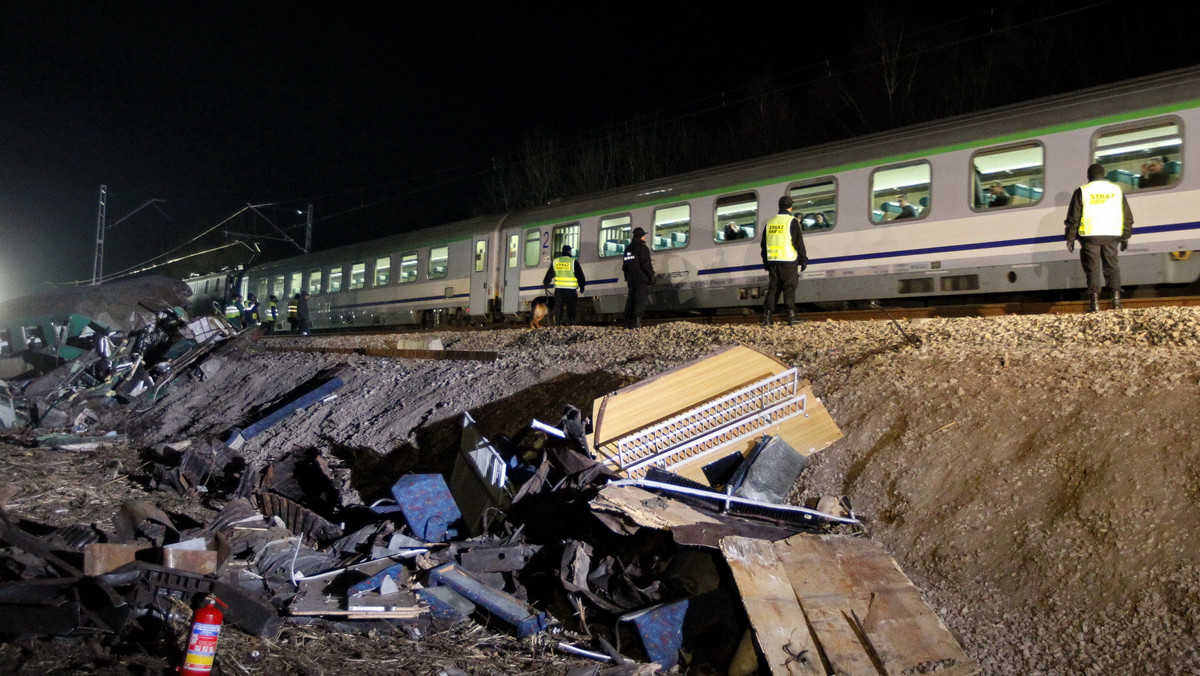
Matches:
[3,2,1199,302]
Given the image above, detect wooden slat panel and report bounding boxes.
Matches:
[720,536,824,676]
[591,345,787,447]
[777,535,978,676]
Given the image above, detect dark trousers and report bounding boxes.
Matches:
[554,289,578,325]
[1080,236,1121,294]
[297,317,310,335]
[624,283,649,328]
[764,262,799,313]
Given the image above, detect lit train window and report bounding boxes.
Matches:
[1093,118,1182,192]
[429,246,449,279]
[328,268,343,293]
[971,142,1044,211]
[307,270,322,295]
[524,230,541,268]
[507,235,519,268]
[350,262,366,290]
[653,204,690,251]
[552,223,580,258]
[789,178,837,232]
[474,240,487,273]
[400,252,418,283]
[714,193,757,243]
[271,275,284,299]
[375,257,391,286]
[871,162,931,223]
[598,214,632,257]
[257,280,268,301]
[289,272,302,297]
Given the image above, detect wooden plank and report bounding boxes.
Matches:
[591,345,787,448]
[590,485,723,531]
[777,535,978,676]
[720,536,824,676]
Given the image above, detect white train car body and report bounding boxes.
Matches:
[239,67,1200,329]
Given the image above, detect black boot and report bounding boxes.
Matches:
[762,310,772,326]
[786,309,796,326]
[1088,293,1099,313]
[1112,289,1122,310]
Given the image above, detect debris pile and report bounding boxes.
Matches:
[0,338,979,674]
[0,278,236,441]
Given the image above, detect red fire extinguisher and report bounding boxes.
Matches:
[180,594,228,675]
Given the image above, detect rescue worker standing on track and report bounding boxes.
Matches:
[621,227,655,329]
[225,295,244,330]
[265,295,279,335]
[1064,163,1133,312]
[761,195,808,326]
[543,244,586,326]
[287,294,300,333]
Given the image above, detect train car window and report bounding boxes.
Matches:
[507,234,519,268]
[375,257,391,286]
[328,268,343,293]
[789,179,837,232]
[400,252,418,283]
[1093,118,1182,192]
[871,162,931,223]
[307,270,322,295]
[474,240,487,273]
[598,214,632,257]
[714,193,757,243]
[271,275,284,299]
[350,263,366,290]
[971,143,1044,210]
[653,204,690,251]
[552,223,581,258]
[429,246,449,279]
[257,280,268,301]
[524,230,541,268]
[289,272,302,297]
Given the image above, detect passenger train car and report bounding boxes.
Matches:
[232,67,1200,330]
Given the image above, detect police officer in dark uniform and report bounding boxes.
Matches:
[1064,163,1134,312]
[543,245,586,326]
[761,195,808,326]
[621,227,655,329]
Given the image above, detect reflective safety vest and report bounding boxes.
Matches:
[287,300,299,320]
[552,256,578,289]
[224,302,240,320]
[267,301,279,320]
[248,301,258,321]
[1078,180,1125,237]
[764,214,798,262]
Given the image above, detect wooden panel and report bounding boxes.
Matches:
[590,485,723,530]
[720,536,824,676]
[591,345,787,447]
[778,535,978,676]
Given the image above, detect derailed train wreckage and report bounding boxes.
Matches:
[0,303,978,674]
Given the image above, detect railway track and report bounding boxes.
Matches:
[261,295,1200,338]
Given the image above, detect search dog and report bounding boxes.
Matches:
[529,295,552,329]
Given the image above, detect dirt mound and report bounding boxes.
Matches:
[11,307,1200,673]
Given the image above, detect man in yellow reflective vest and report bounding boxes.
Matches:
[265,295,279,335]
[1064,163,1133,312]
[760,195,808,326]
[225,295,244,330]
[542,244,587,326]
[287,294,300,333]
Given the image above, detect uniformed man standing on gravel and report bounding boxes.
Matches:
[621,227,655,329]
[761,195,808,326]
[1064,163,1133,312]
[543,245,586,326]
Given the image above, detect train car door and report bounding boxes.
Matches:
[470,235,489,317]
[502,229,522,314]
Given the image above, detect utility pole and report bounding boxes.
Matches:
[91,188,171,286]
[304,204,313,254]
[92,185,108,285]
